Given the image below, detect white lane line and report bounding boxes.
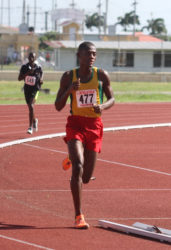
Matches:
[0,234,54,250]
[103,123,171,132]
[1,123,171,176]
[24,143,67,155]
[0,188,171,193]
[98,158,171,176]
[1,123,171,148]
[0,132,65,148]
[88,217,171,221]
[23,143,171,176]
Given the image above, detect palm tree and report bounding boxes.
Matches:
[141,18,167,35]
[117,11,140,32]
[85,12,104,31]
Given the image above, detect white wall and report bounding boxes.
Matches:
[57,48,171,73]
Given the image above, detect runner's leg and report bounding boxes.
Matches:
[28,97,36,127]
[68,139,84,217]
[82,149,97,184]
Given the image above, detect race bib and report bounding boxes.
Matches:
[76,89,97,107]
[25,76,36,86]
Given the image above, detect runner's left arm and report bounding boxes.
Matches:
[93,69,115,114]
[39,67,43,85]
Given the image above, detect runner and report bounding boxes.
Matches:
[18,52,43,134]
[55,41,115,229]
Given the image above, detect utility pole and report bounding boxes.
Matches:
[26,5,30,27]
[22,0,26,24]
[132,0,138,35]
[70,0,76,9]
[34,0,37,31]
[8,0,10,26]
[97,0,101,35]
[104,0,108,35]
[45,11,48,32]
[52,0,58,31]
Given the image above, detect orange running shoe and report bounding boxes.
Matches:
[75,214,89,229]
[62,157,72,171]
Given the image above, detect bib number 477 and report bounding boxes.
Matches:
[76,90,97,107]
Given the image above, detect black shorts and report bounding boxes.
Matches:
[24,85,39,104]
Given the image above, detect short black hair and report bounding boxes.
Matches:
[28,52,36,58]
[78,41,95,52]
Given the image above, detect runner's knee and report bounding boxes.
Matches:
[82,175,90,184]
[72,161,83,180]
[28,103,34,111]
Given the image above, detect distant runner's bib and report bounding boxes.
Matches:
[25,76,36,86]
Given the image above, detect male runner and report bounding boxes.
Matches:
[18,52,43,134]
[55,41,114,229]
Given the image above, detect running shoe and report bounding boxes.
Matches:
[62,157,72,170]
[33,118,38,132]
[75,214,89,229]
[27,127,33,134]
[90,176,96,180]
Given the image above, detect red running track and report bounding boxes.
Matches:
[0,103,171,250]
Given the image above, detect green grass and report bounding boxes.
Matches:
[113,82,171,103]
[1,81,171,104]
[0,81,59,104]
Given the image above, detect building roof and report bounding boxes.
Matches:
[44,40,66,48]
[46,40,171,51]
[134,32,162,42]
[0,25,19,34]
[60,20,81,27]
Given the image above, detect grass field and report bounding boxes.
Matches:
[1,80,171,104]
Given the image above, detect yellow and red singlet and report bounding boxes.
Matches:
[70,67,103,118]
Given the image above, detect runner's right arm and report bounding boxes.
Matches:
[18,65,35,81]
[55,70,80,111]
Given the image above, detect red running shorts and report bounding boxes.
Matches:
[64,115,103,153]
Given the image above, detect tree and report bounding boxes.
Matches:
[141,18,167,35]
[85,12,104,31]
[117,11,140,32]
[39,32,60,50]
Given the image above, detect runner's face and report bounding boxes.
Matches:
[28,54,36,65]
[78,46,96,67]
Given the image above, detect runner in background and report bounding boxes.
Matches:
[55,41,114,229]
[18,52,43,134]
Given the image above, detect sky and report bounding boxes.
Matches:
[1,0,171,34]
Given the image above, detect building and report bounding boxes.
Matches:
[44,40,171,73]
[0,25,39,64]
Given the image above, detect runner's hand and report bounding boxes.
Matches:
[93,103,102,114]
[72,78,80,90]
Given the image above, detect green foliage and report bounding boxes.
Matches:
[116,9,167,35]
[39,32,60,51]
[117,11,140,31]
[141,18,167,35]
[85,12,104,30]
